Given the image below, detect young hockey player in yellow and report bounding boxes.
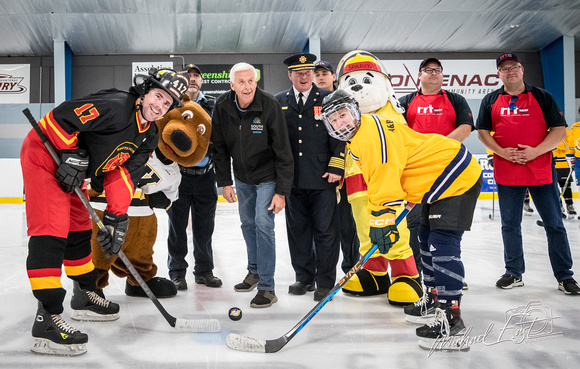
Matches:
[321,90,482,350]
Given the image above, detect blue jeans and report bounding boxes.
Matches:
[235,179,277,291]
[497,169,574,282]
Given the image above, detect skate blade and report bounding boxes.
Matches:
[405,314,435,325]
[31,338,87,356]
[418,336,470,352]
[71,309,119,322]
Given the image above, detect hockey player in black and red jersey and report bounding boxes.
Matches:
[20,68,188,356]
[322,90,482,350]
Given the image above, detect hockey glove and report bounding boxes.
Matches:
[55,149,89,193]
[96,211,129,258]
[369,208,399,254]
[146,192,171,210]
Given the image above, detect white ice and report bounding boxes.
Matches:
[1,200,579,368]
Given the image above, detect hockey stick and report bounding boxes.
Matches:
[536,167,574,227]
[226,203,416,353]
[22,108,220,333]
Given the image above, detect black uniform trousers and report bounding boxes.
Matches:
[337,184,360,273]
[167,169,218,279]
[285,187,340,289]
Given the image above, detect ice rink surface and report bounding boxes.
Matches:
[1,199,579,368]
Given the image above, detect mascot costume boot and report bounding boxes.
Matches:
[337,50,422,305]
[89,94,212,298]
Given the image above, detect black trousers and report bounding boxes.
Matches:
[167,170,218,279]
[285,187,340,289]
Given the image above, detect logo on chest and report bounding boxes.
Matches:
[100,142,138,173]
[416,104,443,115]
[251,117,263,133]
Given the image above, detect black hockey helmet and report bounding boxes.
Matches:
[133,68,189,109]
[321,89,361,141]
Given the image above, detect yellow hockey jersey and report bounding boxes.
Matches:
[348,114,482,212]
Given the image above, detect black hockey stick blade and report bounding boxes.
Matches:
[226,203,416,353]
[22,108,220,333]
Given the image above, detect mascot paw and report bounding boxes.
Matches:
[125,277,178,298]
[387,276,423,306]
[343,269,391,296]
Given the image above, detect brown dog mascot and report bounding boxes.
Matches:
[89,94,211,298]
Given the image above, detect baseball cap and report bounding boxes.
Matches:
[315,60,335,74]
[419,58,442,72]
[184,63,202,74]
[496,53,521,68]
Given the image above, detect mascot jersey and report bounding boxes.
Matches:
[570,122,580,181]
[89,150,181,289]
[349,115,481,211]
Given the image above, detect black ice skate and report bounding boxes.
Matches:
[70,282,120,321]
[404,290,438,324]
[31,303,88,356]
[416,306,470,352]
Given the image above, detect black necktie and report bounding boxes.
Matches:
[297,92,304,111]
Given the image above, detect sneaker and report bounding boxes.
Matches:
[250,290,278,308]
[70,282,120,321]
[558,279,580,295]
[172,277,188,291]
[496,273,524,289]
[416,307,469,351]
[234,271,259,292]
[523,202,534,216]
[195,272,223,288]
[567,204,577,216]
[404,291,438,324]
[125,277,178,298]
[31,303,88,356]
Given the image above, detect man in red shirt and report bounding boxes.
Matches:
[476,53,579,295]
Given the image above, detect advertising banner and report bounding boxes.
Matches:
[381,60,499,100]
[131,61,174,85]
[0,64,30,103]
[197,64,264,97]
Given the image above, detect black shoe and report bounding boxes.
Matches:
[172,277,188,291]
[558,278,580,295]
[234,271,259,292]
[125,277,178,298]
[496,273,524,289]
[250,290,278,308]
[288,282,315,295]
[195,272,223,288]
[314,287,332,302]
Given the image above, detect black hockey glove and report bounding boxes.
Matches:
[369,208,399,254]
[96,211,129,258]
[146,192,171,210]
[55,149,89,193]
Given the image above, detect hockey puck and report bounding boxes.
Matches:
[228,307,242,321]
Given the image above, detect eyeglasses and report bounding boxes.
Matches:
[509,95,518,110]
[499,65,522,73]
[421,68,443,75]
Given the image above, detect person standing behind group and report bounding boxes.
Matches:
[275,54,345,302]
[551,128,576,217]
[476,52,579,295]
[212,62,294,308]
[314,60,359,273]
[167,63,222,291]
[398,57,474,290]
